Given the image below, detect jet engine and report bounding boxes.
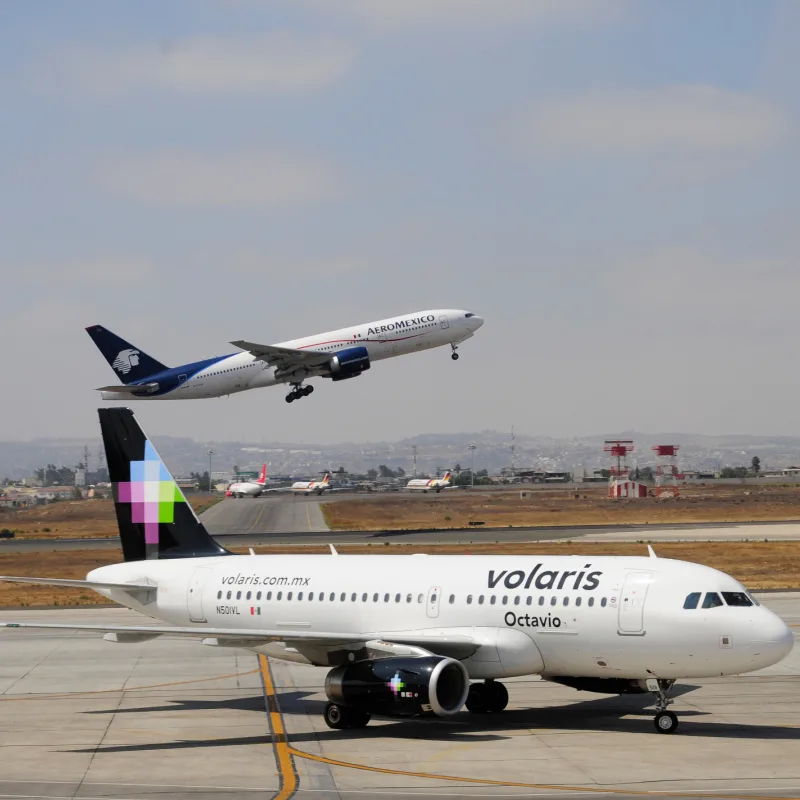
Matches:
[325,655,469,717]
[326,346,371,382]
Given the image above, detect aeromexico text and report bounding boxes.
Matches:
[488,564,602,592]
[367,315,435,335]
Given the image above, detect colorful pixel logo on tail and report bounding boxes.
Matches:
[115,440,185,559]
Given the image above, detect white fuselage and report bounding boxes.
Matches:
[88,554,793,681]
[226,481,266,497]
[101,309,482,401]
[290,479,329,495]
[407,475,451,492]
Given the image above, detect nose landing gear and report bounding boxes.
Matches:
[450,343,459,361]
[285,384,315,403]
[650,679,678,734]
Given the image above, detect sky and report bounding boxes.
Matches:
[1,0,799,444]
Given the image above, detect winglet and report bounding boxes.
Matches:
[647,545,657,559]
[329,544,338,556]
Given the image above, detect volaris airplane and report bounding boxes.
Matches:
[87,309,483,404]
[0,409,792,735]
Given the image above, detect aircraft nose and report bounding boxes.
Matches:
[751,611,794,667]
[471,315,484,330]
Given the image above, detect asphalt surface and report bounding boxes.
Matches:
[1,596,799,799]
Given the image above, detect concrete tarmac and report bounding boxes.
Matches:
[1,596,800,799]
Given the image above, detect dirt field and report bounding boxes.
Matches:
[1,541,799,607]
[323,484,800,531]
[0,496,221,539]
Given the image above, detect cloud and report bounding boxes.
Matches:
[522,86,788,153]
[94,150,340,208]
[51,32,355,94]
[298,0,622,30]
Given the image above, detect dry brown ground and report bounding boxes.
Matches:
[2,541,799,607]
[324,485,800,531]
[0,496,221,539]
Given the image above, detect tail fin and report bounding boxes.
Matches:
[442,471,452,482]
[321,473,331,485]
[99,408,230,562]
[86,325,168,385]
[256,464,267,485]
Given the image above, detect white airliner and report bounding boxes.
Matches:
[226,465,268,498]
[290,473,331,495]
[0,409,793,736]
[86,309,483,404]
[406,471,452,493]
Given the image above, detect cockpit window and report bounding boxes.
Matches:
[702,592,724,609]
[683,592,701,609]
[722,591,753,607]
[465,312,475,318]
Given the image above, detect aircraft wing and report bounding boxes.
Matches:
[0,576,154,591]
[96,383,160,395]
[0,621,478,657]
[230,340,330,370]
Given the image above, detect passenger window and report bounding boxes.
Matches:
[407,594,412,603]
[431,593,437,603]
[298,592,303,601]
[526,596,532,606]
[287,592,292,601]
[236,591,242,600]
[246,591,251,600]
[351,593,356,602]
[308,592,313,601]
[276,592,282,601]
[722,591,753,607]
[217,591,222,599]
[490,595,496,605]
[330,593,335,601]
[319,593,324,601]
[384,593,390,602]
[449,594,455,604]
[538,596,545,606]
[702,592,724,609]
[362,593,368,602]
[550,596,557,606]
[395,593,401,603]
[575,597,581,606]
[588,597,594,607]
[257,591,262,600]
[600,598,607,607]
[563,597,569,606]
[226,591,232,600]
[267,591,272,601]
[683,592,701,609]
[502,596,508,605]
[340,593,346,602]
[478,595,484,605]
[467,595,473,604]
[418,594,424,603]
[373,593,378,602]
[514,596,520,606]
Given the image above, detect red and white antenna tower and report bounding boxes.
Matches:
[652,445,681,497]
[604,440,634,481]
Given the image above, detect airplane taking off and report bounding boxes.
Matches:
[0,409,792,735]
[290,473,331,495]
[406,471,452,493]
[226,465,268,498]
[86,309,483,404]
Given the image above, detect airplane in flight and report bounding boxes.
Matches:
[0,409,792,735]
[406,471,452,493]
[86,309,483,404]
[226,465,268,498]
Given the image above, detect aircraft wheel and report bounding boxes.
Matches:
[324,702,367,729]
[451,352,459,361]
[654,710,679,734]
[304,385,314,396]
[465,683,490,714]
[487,681,508,712]
[285,394,295,403]
[347,709,371,728]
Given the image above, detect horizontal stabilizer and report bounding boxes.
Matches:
[96,383,159,395]
[0,576,155,593]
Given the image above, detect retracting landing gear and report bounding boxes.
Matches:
[450,343,460,361]
[650,679,678,734]
[323,702,370,729]
[285,383,315,403]
[465,680,508,714]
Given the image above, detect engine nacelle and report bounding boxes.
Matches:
[325,656,469,718]
[327,346,370,382]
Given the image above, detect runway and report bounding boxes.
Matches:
[1,596,799,799]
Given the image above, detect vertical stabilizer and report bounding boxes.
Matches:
[99,408,230,562]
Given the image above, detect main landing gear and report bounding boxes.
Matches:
[324,702,370,729]
[650,679,678,734]
[450,343,460,361]
[465,680,508,714]
[285,384,314,403]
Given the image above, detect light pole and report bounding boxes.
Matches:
[468,444,477,489]
[207,449,215,494]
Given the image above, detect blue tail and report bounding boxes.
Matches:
[86,325,168,385]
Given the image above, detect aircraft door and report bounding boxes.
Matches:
[187,567,213,623]
[618,571,652,635]
[439,315,449,330]
[426,586,441,619]
[177,373,188,391]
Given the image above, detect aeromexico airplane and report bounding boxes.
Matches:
[87,309,483,404]
[0,409,793,735]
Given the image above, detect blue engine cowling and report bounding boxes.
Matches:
[327,346,370,382]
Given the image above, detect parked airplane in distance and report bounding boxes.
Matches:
[406,471,452,493]
[1,408,793,736]
[290,473,331,495]
[226,465,268,498]
[87,309,484,405]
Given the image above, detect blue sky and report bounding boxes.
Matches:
[1,0,798,444]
